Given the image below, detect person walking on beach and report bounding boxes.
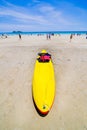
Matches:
[70,34,73,42]
[19,34,21,40]
[48,34,51,40]
[46,34,49,40]
[46,33,51,40]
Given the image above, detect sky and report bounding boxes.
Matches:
[0,0,87,32]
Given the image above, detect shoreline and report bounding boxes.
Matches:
[0,30,87,35]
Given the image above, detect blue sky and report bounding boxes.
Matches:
[0,0,87,32]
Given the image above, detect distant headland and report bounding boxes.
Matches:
[12,31,22,33]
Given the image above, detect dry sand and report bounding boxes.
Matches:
[0,34,87,130]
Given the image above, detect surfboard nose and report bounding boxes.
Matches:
[41,50,47,53]
[39,104,49,116]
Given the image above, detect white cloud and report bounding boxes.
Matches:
[0,6,48,24]
[0,22,58,32]
[0,0,87,31]
[0,23,34,31]
[38,4,61,17]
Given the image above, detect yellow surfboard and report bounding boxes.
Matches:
[32,50,55,116]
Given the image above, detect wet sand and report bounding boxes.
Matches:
[0,35,87,130]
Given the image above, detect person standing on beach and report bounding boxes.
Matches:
[46,34,51,40]
[70,34,73,42]
[48,34,51,40]
[46,34,49,40]
[19,34,21,40]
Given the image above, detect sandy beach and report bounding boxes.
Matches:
[0,34,87,130]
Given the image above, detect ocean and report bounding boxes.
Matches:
[0,31,87,36]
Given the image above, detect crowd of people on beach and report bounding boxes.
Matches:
[0,32,87,42]
[19,33,53,40]
[0,34,8,39]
